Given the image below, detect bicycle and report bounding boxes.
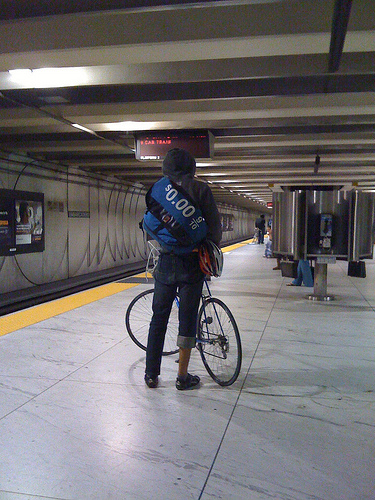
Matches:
[125,278,242,386]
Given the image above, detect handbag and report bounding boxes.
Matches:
[280,260,298,278]
[348,261,366,278]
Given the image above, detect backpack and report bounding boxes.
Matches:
[142,177,207,254]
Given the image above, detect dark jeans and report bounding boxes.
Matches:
[258,230,265,244]
[145,252,204,378]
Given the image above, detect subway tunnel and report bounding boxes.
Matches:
[0,2,375,499]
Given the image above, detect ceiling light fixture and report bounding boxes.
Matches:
[195,162,213,167]
[201,173,227,177]
[8,67,89,88]
[102,121,160,132]
[8,69,32,79]
[71,123,97,135]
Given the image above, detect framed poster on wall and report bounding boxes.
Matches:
[0,189,45,256]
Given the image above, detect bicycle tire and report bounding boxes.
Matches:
[125,289,179,356]
[197,297,242,386]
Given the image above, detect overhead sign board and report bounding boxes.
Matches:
[135,130,213,160]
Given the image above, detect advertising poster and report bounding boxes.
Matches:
[15,199,44,245]
[0,198,13,248]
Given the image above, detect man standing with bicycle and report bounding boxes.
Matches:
[144,148,222,390]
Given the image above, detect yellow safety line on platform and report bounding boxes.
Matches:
[222,239,253,252]
[134,272,149,278]
[1,239,250,337]
[0,282,139,337]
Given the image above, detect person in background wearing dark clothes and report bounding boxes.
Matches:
[144,148,222,391]
[255,214,266,244]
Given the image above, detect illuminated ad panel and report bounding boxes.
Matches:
[0,195,13,250]
[15,198,44,246]
[0,189,45,255]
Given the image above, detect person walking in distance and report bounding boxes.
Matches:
[255,214,266,244]
[144,148,222,390]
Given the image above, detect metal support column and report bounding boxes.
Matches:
[307,263,334,301]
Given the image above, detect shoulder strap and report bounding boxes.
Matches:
[145,177,207,246]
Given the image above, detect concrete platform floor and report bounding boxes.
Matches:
[0,241,374,500]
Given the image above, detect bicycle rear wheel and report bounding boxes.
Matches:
[197,297,242,386]
[125,289,179,355]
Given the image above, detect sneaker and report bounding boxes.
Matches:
[144,374,158,388]
[176,373,200,391]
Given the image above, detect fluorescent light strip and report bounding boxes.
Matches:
[8,67,90,88]
[72,123,97,135]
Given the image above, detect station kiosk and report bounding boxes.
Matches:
[272,188,374,300]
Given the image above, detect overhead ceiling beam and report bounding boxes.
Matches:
[328,0,353,72]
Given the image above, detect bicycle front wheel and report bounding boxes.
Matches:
[197,297,242,386]
[125,289,179,356]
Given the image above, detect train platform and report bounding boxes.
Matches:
[0,241,374,500]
